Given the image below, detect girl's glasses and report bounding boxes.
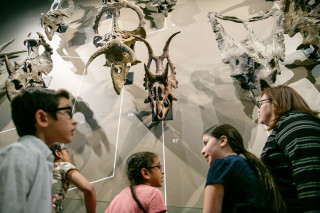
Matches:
[61,147,68,153]
[147,164,162,172]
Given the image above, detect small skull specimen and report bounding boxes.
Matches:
[281,0,320,52]
[89,0,146,95]
[134,31,180,121]
[5,32,53,101]
[41,0,74,40]
[85,38,140,95]
[208,8,285,104]
[152,0,177,17]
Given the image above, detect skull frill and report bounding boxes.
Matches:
[208,8,285,104]
[88,0,146,95]
[135,32,180,121]
[5,32,53,101]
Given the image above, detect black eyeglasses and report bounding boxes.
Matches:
[147,164,162,172]
[257,99,272,109]
[47,107,73,119]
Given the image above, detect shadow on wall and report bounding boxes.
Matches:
[219,0,273,15]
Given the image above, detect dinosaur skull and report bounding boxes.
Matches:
[144,64,177,120]
[135,32,180,121]
[4,32,53,101]
[208,9,284,103]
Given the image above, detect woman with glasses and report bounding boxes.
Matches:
[105,152,166,213]
[258,85,320,212]
[201,124,286,213]
[50,143,96,213]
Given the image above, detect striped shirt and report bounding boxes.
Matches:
[261,112,320,213]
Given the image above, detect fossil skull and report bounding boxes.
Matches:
[208,8,285,104]
[135,32,180,121]
[5,32,53,101]
[152,0,177,17]
[85,39,140,95]
[41,0,74,40]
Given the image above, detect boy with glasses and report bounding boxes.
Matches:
[0,87,77,213]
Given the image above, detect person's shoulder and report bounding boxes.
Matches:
[216,155,245,164]
[276,111,320,129]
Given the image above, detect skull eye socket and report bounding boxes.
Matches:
[153,87,157,101]
[12,80,23,90]
[164,100,169,107]
[158,87,163,101]
[26,64,32,73]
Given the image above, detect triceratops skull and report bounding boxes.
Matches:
[208,8,285,104]
[5,32,53,101]
[85,38,140,95]
[135,31,180,121]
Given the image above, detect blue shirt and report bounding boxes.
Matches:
[0,135,54,213]
[206,155,263,212]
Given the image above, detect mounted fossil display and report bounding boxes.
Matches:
[208,8,285,104]
[281,0,320,54]
[87,0,146,95]
[151,0,177,17]
[134,31,180,121]
[4,32,53,101]
[41,0,74,41]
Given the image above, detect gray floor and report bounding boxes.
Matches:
[0,0,319,212]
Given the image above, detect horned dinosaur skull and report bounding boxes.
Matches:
[41,0,74,40]
[85,38,140,94]
[208,8,285,104]
[152,0,177,17]
[5,32,53,101]
[281,0,320,52]
[134,32,180,121]
[89,0,146,95]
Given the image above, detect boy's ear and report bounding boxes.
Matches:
[220,135,228,147]
[141,168,150,181]
[35,109,49,128]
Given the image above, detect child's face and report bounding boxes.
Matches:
[148,157,164,187]
[47,97,77,144]
[59,145,71,163]
[201,134,222,166]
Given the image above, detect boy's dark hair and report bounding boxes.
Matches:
[126,152,157,213]
[11,87,70,137]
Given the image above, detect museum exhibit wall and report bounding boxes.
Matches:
[0,0,319,212]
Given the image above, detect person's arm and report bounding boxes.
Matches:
[203,184,224,213]
[66,170,96,213]
[277,115,320,212]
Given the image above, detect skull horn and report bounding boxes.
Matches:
[133,35,154,58]
[4,55,15,74]
[163,31,181,53]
